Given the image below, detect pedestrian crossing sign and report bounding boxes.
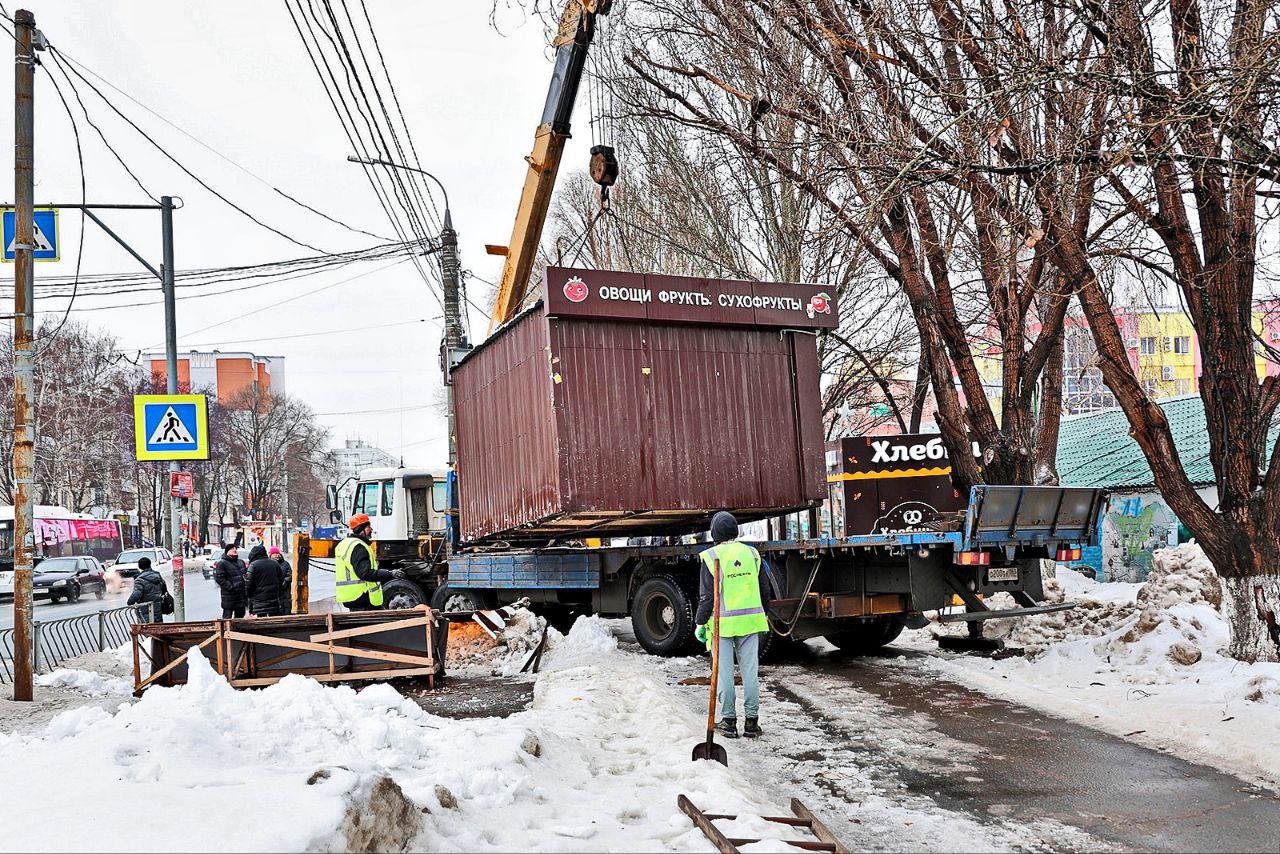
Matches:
[2,207,59,262]
[134,394,209,461]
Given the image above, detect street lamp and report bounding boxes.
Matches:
[346,155,469,466]
[346,155,451,227]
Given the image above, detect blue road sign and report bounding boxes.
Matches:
[2,207,59,262]
[134,394,209,461]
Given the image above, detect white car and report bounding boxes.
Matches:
[111,548,174,578]
[0,568,12,597]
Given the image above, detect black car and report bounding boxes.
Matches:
[34,556,107,603]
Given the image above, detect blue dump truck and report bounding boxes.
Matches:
[315,267,1107,656]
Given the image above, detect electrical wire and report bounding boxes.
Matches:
[54,48,393,243]
[35,50,87,347]
[182,316,433,349]
[284,0,442,307]
[49,44,329,254]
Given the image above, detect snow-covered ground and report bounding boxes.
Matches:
[0,618,823,853]
[901,543,1280,791]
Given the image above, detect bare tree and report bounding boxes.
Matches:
[1040,0,1280,660]
[223,385,330,521]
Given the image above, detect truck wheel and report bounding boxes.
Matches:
[631,575,697,656]
[430,585,490,613]
[825,615,907,654]
[381,578,428,610]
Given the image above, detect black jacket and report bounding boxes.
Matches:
[345,535,394,584]
[213,555,248,608]
[695,541,775,627]
[128,568,167,621]
[274,557,293,613]
[246,545,286,616]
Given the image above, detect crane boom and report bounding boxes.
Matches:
[488,0,611,332]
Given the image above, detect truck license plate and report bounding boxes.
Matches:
[987,566,1019,583]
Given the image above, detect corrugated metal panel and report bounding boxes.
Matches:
[453,309,559,542]
[454,308,827,543]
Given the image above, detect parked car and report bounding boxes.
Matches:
[111,548,173,578]
[201,547,224,580]
[34,556,107,603]
[0,567,12,598]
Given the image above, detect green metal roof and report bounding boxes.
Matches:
[1057,395,1225,489]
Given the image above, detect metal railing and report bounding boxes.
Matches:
[0,603,158,684]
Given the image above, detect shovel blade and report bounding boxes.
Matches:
[692,740,728,766]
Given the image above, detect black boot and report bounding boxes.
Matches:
[716,718,740,739]
[744,717,762,738]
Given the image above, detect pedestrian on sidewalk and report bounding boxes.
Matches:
[694,511,773,740]
[245,544,287,617]
[127,557,168,623]
[213,544,248,619]
[270,547,293,614]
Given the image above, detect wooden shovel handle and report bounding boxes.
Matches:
[706,558,721,739]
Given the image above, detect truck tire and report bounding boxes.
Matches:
[825,615,906,654]
[631,575,698,656]
[431,585,491,613]
[381,578,428,610]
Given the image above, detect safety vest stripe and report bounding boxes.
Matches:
[721,606,765,617]
[335,577,365,586]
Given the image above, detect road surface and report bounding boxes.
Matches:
[0,561,336,630]
[665,642,1280,853]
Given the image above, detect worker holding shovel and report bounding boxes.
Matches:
[694,512,773,743]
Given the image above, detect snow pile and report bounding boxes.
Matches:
[445,607,548,676]
[0,618,806,852]
[909,543,1280,789]
[35,668,132,697]
[541,613,617,671]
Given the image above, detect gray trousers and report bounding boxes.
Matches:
[717,633,760,720]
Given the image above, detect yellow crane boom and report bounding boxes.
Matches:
[488,0,612,332]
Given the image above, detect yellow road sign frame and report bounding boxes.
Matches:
[134,393,209,461]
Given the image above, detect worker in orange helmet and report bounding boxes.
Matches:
[334,513,403,611]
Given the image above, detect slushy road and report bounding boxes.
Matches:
[0,560,337,630]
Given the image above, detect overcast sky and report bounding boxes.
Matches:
[1,0,592,468]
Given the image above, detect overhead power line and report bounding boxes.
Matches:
[54,48,394,243]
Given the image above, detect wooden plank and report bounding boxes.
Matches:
[705,815,813,827]
[728,840,833,853]
[791,799,848,854]
[326,612,335,677]
[215,620,225,676]
[256,646,311,668]
[678,795,738,854]
[131,632,142,695]
[424,605,435,691]
[230,666,436,688]
[223,630,435,668]
[138,633,219,691]
[309,612,432,643]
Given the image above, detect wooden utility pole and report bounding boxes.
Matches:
[12,8,38,701]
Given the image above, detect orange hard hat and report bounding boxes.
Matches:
[349,513,372,530]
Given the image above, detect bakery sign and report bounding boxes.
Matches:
[544,265,839,329]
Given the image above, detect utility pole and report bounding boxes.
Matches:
[438,208,463,467]
[161,195,184,620]
[11,8,39,701]
[345,155,470,464]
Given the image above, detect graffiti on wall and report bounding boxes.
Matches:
[1098,494,1178,582]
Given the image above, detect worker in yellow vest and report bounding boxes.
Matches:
[334,513,403,611]
[694,511,773,739]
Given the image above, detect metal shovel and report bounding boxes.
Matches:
[692,559,728,766]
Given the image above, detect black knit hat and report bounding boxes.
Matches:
[710,511,739,543]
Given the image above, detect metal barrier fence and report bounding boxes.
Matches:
[0,603,158,684]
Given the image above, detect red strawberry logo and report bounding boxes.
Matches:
[563,276,589,303]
